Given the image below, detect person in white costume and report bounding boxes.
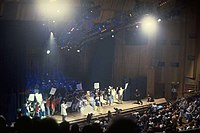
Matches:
[61,100,68,121]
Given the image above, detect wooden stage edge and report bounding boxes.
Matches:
[52,97,167,124]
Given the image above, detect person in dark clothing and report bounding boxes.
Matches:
[135,89,143,105]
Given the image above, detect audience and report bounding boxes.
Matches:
[2,92,200,133]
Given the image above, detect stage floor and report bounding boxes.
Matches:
[52,98,167,123]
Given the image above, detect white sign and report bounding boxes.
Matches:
[124,83,129,90]
[66,102,72,107]
[35,93,43,102]
[94,82,99,89]
[28,94,35,101]
[76,83,83,90]
[50,88,57,95]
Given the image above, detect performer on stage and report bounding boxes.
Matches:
[118,87,126,104]
[135,89,143,105]
[45,96,51,116]
[61,100,68,122]
[110,86,116,103]
[51,96,56,115]
[106,88,112,105]
[147,92,154,102]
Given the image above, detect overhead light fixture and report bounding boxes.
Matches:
[157,18,161,22]
[46,50,51,54]
[141,15,157,35]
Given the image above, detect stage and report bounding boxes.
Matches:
[52,98,167,124]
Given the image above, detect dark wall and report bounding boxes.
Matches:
[87,37,115,90]
[123,77,147,101]
[0,21,48,122]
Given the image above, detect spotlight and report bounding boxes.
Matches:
[46,50,51,54]
[136,25,139,28]
[77,49,80,53]
[157,18,161,22]
[50,31,54,36]
[141,15,157,34]
[111,29,114,32]
[111,35,115,38]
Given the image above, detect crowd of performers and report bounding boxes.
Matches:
[22,86,130,118]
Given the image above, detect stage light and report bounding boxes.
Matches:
[37,1,74,21]
[136,25,139,28]
[141,15,157,35]
[157,18,161,22]
[49,0,56,2]
[47,50,51,54]
[111,29,114,32]
[77,49,80,53]
[111,35,115,38]
[50,31,54,35]
[70,28,74,32]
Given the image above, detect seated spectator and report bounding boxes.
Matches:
[70,123,79,133]
[14,116,33,133]
[105,117,141,133]
[0,115,7,133]
[59,121,70,133]
[40,117,60,133]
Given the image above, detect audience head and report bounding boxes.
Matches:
[40,117,60,133]
[14,116,33,133]
[70,123,79,133]
[59,120,70,133]
[105,117,141,133]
